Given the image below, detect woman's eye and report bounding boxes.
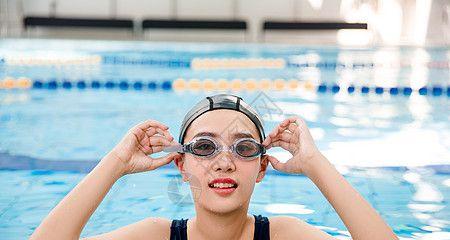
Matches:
[237,145,251,151]
[236,142,258,156]
[193,140,216,156]
[197,143,213,150]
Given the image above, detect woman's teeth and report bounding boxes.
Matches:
[210,183,236,188]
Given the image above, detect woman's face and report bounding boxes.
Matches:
[175,109,268,214]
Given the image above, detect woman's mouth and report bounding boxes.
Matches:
[208,178,238,196]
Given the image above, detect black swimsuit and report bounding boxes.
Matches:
[170,214,270,240]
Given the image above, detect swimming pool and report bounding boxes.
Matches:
[0,39,449,239]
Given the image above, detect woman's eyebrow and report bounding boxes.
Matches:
[192,132,255,140]
[193,132,218,138]
[231,132,255,140]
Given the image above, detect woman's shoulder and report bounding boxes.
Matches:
[137,217,172,238]
[83,217,171,240]
[268,216,334,240]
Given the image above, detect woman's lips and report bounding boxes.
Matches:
[210,187,236,196]
[208,178,238,196]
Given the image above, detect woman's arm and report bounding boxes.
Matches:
[30,120,180,240]
[263,116,398,240]
[304,153,397,240]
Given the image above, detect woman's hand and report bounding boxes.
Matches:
[108,119,181,176]
[262,116,323,175]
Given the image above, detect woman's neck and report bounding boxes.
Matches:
[189,202,253,240]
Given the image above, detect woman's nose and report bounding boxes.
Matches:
[211,152,236,173]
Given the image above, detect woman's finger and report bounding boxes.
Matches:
[129,127,147,142]
[287,116,301,125]
[267,155,287,172]
[262,135,271,146]
[139,144,166,155]
[145,127,172,138]
[263,116,302,147]
[136,119,169,132]
[280,118,292,127]
[156,128,174,141]
[137,142,153,155]
[264,132,286,149]
[149,136,172,146]
[267,139,291,150]
[145,128,158,136]
[269,130,297,145]
[287,122,299,134]
[277,131,295,143]
[149,145,164,154]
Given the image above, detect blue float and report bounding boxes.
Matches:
[148,82,157,90]
[389,87,399,95]
[403,87,412,96]
[91,81,101,88]
[105,81,115,89]
[77,81,86,89]
[331,85,340,93]
[119,81,129,90]
[161,81,172,90]
[375,87,384,94]
[133,82,143,90]
[347,86,355,93]
[47,80,58,89]
[431,86,442,96]
[361,86,370,94]
[317,84,327,93]
[33,80,43,89]
[418,87,427,95]
[62,81,72,89]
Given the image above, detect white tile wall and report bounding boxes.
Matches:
[55,0,111,18]
[116,0,172,19]
[297,0,344,21]
[22,0,52,15]
[238,0,296,21]
[176,0,235,19]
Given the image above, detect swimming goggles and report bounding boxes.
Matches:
[164,136,266,160]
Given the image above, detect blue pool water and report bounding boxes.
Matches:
[0,39,449,239]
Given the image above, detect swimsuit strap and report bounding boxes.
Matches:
[253,214,270,240]
[170,218,188,240]
[169,215,270,240]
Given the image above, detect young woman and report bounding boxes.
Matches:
[30,94,398,240]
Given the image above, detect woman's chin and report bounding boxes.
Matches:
[199,197,246,214]
[206,204,242,214]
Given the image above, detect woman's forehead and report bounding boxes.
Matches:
[184,109,260,142]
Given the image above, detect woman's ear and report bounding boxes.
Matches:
[174,154,188,182]
[256,154,269,183]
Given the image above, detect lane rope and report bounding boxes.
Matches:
[1,77,448,97]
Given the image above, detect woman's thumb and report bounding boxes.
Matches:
[267,155,286,172]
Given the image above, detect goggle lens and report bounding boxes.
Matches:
[235,140,260,157]
[192,138,216,156]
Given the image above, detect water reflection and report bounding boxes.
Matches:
[403,168,448,238]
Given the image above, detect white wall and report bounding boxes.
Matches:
[13,0,450,45]
[22,0,52,16]
[426,0,449,45]
[116,0,171,19]
[55,0,111,18]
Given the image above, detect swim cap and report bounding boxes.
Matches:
[179,94,265,144]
